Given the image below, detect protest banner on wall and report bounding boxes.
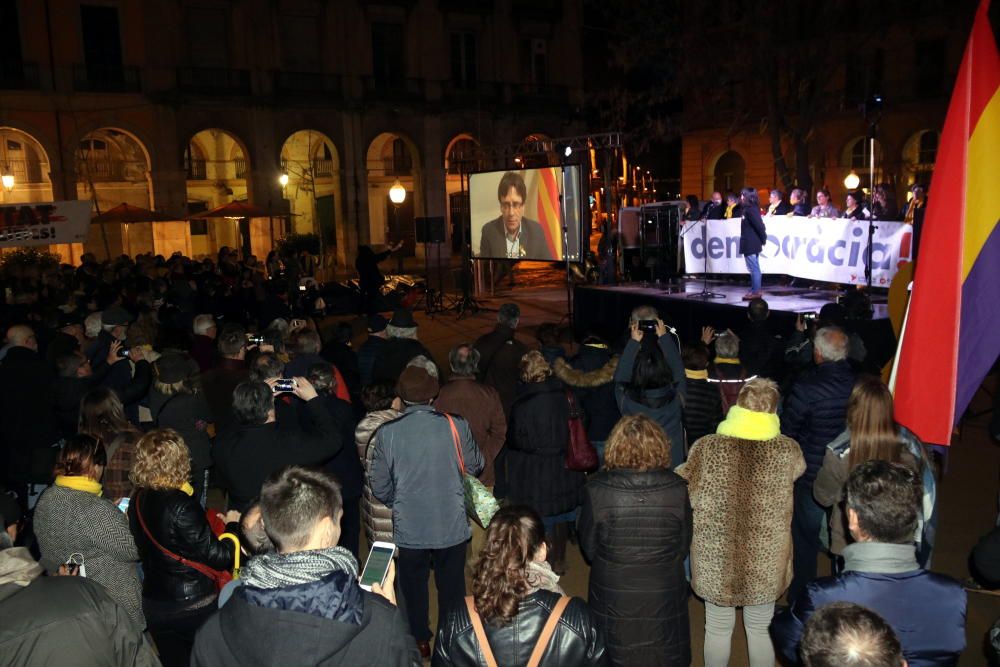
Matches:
[681,216,913,286]
[0,201,92,249]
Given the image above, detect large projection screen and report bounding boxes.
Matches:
[470,166,582,262]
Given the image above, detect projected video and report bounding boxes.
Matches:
[470,166,582,262]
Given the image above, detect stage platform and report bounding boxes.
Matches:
[573,279,890,346]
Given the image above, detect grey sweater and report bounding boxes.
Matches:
[33,484,144,628]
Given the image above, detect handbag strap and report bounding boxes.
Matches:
[133,490,224,582]
[445,414,464,474]
[464,597,499,667]
[528,596,571,667]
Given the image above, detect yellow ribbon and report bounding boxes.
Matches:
[54,475,103,496]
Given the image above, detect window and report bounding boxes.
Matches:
[446,138,476,174]
[372,22,404,85]
[849,138,882,170]
[914,40,946,98]
[185,7,229,67]
[521,38,547,86]
[450,33,477,89]
[918,131,938,165]
[280,13,321,71]
[0,0,24,83]
[80,5,124,82]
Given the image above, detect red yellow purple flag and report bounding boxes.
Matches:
[533,168,562,258]
[893,0,1000,445]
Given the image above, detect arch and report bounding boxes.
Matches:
[444,133,478,174]
[711,150,745,194]
[75,128,151,184]
[0,126,52,186]
[902,129,939,188]
[840,136,883,169]
[279,129,344,262]
[365,131,423,250]
[184,128,252,260]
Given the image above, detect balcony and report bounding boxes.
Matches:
[73,64,141,93]
[177,67,251,96]
[78,158,147,183]
[363,76,424,104]
[3,157,47,183]
[443,79,501,105]
[383,156,413,176]
[312,159,334,177]
[0,62,40,90]
[186,159,207,180]
[273,71,343,99]
[511,0,561,21]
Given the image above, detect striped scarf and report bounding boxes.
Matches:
[242,546,358,590]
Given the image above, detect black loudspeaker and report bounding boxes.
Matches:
[414,216,446,243]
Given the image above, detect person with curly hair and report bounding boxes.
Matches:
[432,506,606,666]
[127,428,238,667]
[578,414,692,666]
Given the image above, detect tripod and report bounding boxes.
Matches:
[686,218,725,300]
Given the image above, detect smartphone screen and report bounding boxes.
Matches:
[360,544,395,590]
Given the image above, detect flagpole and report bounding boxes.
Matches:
[887,281,913,394]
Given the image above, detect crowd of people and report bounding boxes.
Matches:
[0,246,988,667]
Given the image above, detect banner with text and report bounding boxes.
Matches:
[681,216,913,286]
[0,201,92,249]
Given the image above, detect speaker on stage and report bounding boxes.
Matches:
[414,216,446,243]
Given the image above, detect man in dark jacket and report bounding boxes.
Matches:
[739,298,784,380]
[369,366,483,658]
[781,326,856,603]
[790,188,811,216]
[371,309,435,386]
[474,303,530,415]
[700,191,725,220]
[200,323,250,433]
[192,466,420,666]
[0,325,62,506]
[306,363,362,560]
[772,461,966,667]
[765,189,792,216]
[0,543,159,666]
[357,314,389,387]
[213,377,341,512]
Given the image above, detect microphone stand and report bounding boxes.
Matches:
[863,105,882,291]
[686,217,725,300]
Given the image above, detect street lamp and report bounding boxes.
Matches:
[843,170,861,190]
[278,173,289,188]
[388,180,406,273]
[1,171,14,192]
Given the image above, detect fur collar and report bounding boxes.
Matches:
[716,405,780,440]
[552,356,618,388]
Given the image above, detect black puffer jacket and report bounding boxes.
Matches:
[496,378,585,517]
[578,469,692,667]
[128,488,235,603]
[682,377,722,447]
[432,591,607,666]
[781,360,855,486]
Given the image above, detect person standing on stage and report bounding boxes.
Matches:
[740,188,767,301]
[701,191,726,220]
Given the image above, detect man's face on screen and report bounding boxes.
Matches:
[499,187,525,235]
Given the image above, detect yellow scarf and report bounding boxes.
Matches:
[714,357,741,365]
[55,475,103,496]
[180,482,194,496]
[767,203,778,215]
[904,199,923,223]
[685,369,709,380]
[716,405,780,440]
[724,203,736,219]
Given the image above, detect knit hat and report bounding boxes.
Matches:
[155,352,198,384]
[390,309,417,329]
[396,366,439,403]
[101,305,133,327]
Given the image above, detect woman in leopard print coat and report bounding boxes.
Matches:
[676,378,804,667]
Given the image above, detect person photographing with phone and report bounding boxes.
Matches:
[612,306,687,465]
[193,465,420,666]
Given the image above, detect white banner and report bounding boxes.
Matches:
[0,200,92,248]
[681,215,914,286]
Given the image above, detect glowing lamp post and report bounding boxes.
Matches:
[843,171,861,191]
[389,180,406,272]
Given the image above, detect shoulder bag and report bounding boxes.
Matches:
[464,595,571,667]
[445,414,500,529]
[133,491,234,592]
[564,390,598,472]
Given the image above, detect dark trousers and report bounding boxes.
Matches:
[398,541,467,642]
[339,495,361,562]
[789,483,825,604]
[144,596,216,667]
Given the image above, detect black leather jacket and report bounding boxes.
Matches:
[128,488,235,603]
[432,591,607,666]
